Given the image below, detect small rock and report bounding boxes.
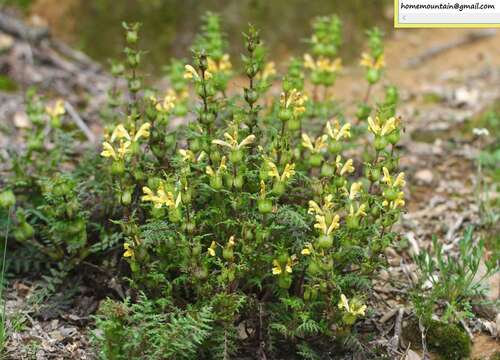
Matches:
[0,32,14,52]
[414,169,434,185]
[13,112,30,128]
[405,349,421,360]
[379,270,390,282]
[385,247,401,266]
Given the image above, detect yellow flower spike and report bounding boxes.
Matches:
[324,195,334,209]
[352,303,367,316]
[285,258,293,273]
[303,53,316,70]
[357,203,367,217]
[367,116,381,136]
[304,54,342,73]
[179,149,195,162]
[360,52,384,70]
[326,120,351,141]
[326,214,340,235]
[207,57,218,73]
[142,187,157,202]
[282,163,296,181]
[394,172,406,188]
[238,134,256,149]
[261,61,276,80]
[272,260,282,275]
[100,142,117,160]
[183,64,200,80]
[46,99,65,118]
[228,235,236,247]
[268,162,296,182]
[156,91,177,113]
[349,182,363,200]
[205,166,215,177]
[117,141,131,158]
[111,124,131,142]
[338,294,350,312]
[375,54,385,70]
[301,133,314,151]
[219,54,232,71]
[208,241,217,257]
[380,117,397,136]
[340,159,355,176]
[301,248,311,255]
[301,133,327,153]
[204,70,213,79]
[134,123,151,141]
[123,243,134,258]
[382,167,392,186]
[260,180,266,197]
[212,130,255,150]
[314,214,339,235]
[308,200,322,215]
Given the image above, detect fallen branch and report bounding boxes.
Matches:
[388,308,405,355]
[64,101,96,143]
[0,11,48,42]
[405,29,497,68]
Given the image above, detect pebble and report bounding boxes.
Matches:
[414,169,434,185]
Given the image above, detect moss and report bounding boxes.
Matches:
[404,319,471,360]
[0,75,18,92]
[490,351,500,360]
[427,320,471,360]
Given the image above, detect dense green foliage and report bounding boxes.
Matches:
[1,12,410,359]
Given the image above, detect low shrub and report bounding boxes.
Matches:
[2,12,407,359]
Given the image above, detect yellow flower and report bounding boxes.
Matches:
[268,162,296,182]
[338,294,367,316]
[184,64,199,80]
[272,260,282,275]
[117,141,131,158]
[101,142,117,160]
[382,167,406,188]
[179,149,206,163]
[272,258,294,275]
[207,54,232,73]
[184,64,212,80]
[360,52,385,70]
[301,243,313,255]
[260,62,276,80]
[349,203,367,217]
[102,123,150,160]
[227,235,236,247]
[304,54,342,73]
[260,180,266,198]
[155,90,177,113]
[123,243,134,258]
[340,159,354,176]
[206,156,227,177]
[141,185,182,209]
[383,191,405,209]
[212,130,255,150]
[308,195,334,216]
[280,88,307,117]
[314,214,340,235]
[46,99,65,118]
[302,133,327,153]
[208,241,217,256]
[110,124,131,142]
[134,123,151,141]
[326,120,351,142]
[349,182,363,200]
[367,116,398,137]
